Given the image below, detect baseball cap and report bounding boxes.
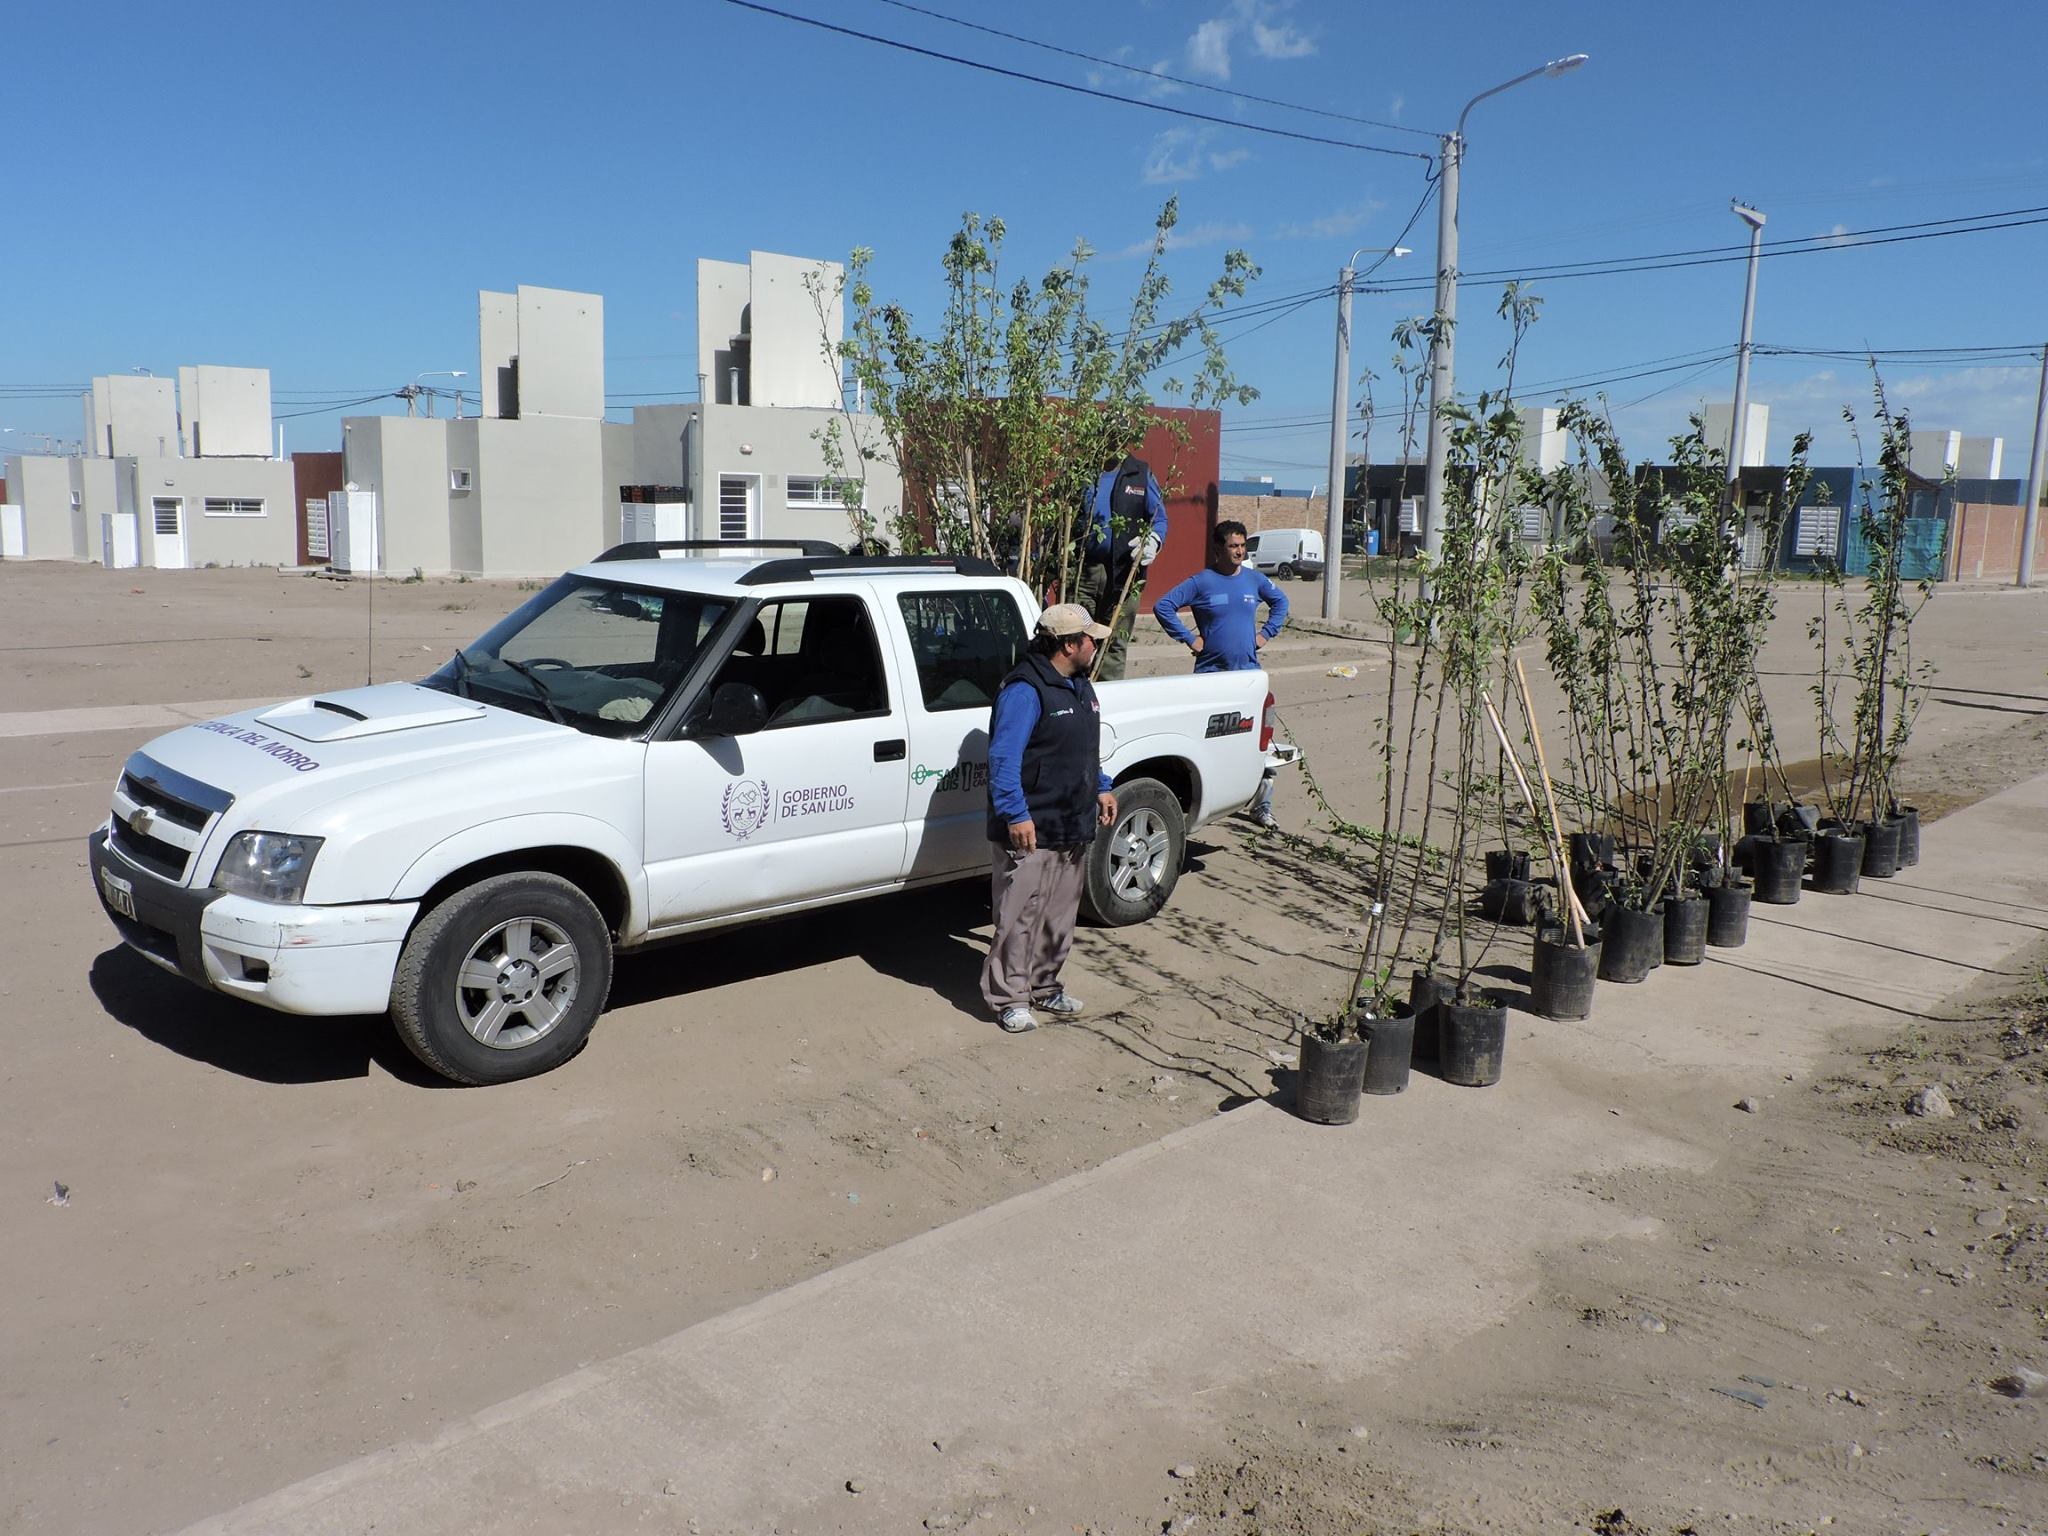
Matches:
[1036,602,1112,641]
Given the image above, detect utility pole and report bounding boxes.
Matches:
[1726,202,1766,484]
[2020,342,2048,590]
[1322,265,1353,622]
[1419,129,1461,588]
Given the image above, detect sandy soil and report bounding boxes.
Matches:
[1,560,2045,1535]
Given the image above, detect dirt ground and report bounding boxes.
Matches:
[1,560,2045,1536]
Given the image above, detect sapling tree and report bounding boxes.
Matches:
[806,201,1260,615]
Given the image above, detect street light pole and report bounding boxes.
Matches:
[1419,54,1588,592]
[1726,201,1767,485]
[412,370,467,420]
[1323,244,1409,620]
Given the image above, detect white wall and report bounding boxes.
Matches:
[187,366,273,456]
[515,286,603,420]
[748,251,842,409]
[696,258,751,405]
[479,290,519,419]
[86,374,178,458]
[472,416,606,575]
[1704,401,1770,467]
[133,457,295,565]
[8,455,80,559]
[1958,435,2004,479]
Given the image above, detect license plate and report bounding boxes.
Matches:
[100,868,137,920]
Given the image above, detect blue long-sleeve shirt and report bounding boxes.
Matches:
[1086,467,1169,555]
[988,678,1114,825]
[1151,566,1289,671]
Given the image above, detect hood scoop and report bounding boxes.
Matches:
[257,684,488,742]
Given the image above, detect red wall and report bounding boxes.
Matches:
[290,452,346,565]
[1132,406,1221,595]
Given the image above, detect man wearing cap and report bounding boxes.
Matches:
[981,603,1120,1033]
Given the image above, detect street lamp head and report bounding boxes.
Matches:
[1543,52,1590,76]
[1731,199,1767,230]
[1391,246,1413,258]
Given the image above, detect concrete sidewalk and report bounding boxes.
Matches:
[182,777,2048,1536]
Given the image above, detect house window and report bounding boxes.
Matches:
[1793,504,1839,558]
[153,497,182,535]
[786,475,845,508]
[203,497,266,518]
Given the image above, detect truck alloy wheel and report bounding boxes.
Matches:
[391,872,613,1085]
[1082,777,1184,926]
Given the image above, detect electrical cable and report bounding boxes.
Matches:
[866,0,1440,138]
[721,0,1433,162]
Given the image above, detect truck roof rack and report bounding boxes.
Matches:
[738,554,1002,586]
[592,538,845,563]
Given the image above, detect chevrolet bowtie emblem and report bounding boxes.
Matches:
[129,806,159,839]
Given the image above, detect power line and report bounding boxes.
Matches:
[1362,206,2048,294]
[721,0,1433,162]
[866,0,1439,139]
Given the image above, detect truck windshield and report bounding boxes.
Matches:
[423,576,734,738]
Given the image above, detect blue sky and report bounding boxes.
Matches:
[6,0,2046,480]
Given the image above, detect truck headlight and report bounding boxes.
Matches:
[211,832,324,904]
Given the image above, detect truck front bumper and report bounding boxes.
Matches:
[88,827,417,1017]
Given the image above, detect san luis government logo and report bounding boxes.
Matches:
[721,779,771,840]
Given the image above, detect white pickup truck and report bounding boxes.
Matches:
[88,546,1279,1084]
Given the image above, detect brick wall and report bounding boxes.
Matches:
[1216,493,1329,535]
[1949,501,2048,581]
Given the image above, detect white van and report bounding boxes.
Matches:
[1244,527,1325,580]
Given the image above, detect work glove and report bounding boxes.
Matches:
[1126,530,1162,566]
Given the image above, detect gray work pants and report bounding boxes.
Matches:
[980,843,1088,1012]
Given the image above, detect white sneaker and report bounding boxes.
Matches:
[997,1006,1038,1033]
[1035,990,1084,1019]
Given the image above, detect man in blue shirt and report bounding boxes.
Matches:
[1151,520,1288,828]
[982,603,1120,1033]
[1075,453,1170,682]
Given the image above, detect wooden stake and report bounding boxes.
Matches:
[1514,656,1588,947]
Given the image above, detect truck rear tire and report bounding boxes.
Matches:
[1081,777,1185,926]
[1276,561,1296,580]
[391,872,613,1085]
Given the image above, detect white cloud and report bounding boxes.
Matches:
[1209,146,1252,172]
[1142,127,1209,184]
[1188,19,1232,78]
[1110,219,1256,260]
[1818,223,1852,247]
[1271,199,1388,241]
[1250,19,1315,58]
[1389,93,1405,120]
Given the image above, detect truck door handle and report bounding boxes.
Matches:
[874,738,906,762]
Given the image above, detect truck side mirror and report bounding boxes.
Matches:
[705,682,768,737]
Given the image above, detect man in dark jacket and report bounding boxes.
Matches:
[981,604,1120,1033]
[1075,453,1169,681]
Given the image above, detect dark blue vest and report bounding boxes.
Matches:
[986,652,1102,849]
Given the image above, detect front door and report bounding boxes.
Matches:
[643,592,909,927]
[887,585,1031,881]
[716,474,758,542]
[151,497,186,569]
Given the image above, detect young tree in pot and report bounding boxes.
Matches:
[1807,381,1936,892]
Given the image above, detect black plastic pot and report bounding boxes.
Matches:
[1485,849,1532,883]
[1296,1030,1367,1124]
[1707,880,1752,947]
[1480,877,1549,926]
[1530,926,1600,1020]
[1752,837,1807,905]
[1732,832,1761,876]
[1810,828,1864,895]
[1860,816,1903,880]
[1407,971,1455,1063]
[1359,1004,1415,1096]
[1568,831,1616,873]
[1897,805,1920,867]
[1598,904,1665,983]
[1440,994,1509,1087]
[1663,893,1709,965]
[1742,800,1777,837]
[1777,804,1821,839]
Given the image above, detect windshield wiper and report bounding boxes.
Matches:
[497,656,567,725]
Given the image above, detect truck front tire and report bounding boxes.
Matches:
[1081,777,1185,926]
[391,872,613,1085]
